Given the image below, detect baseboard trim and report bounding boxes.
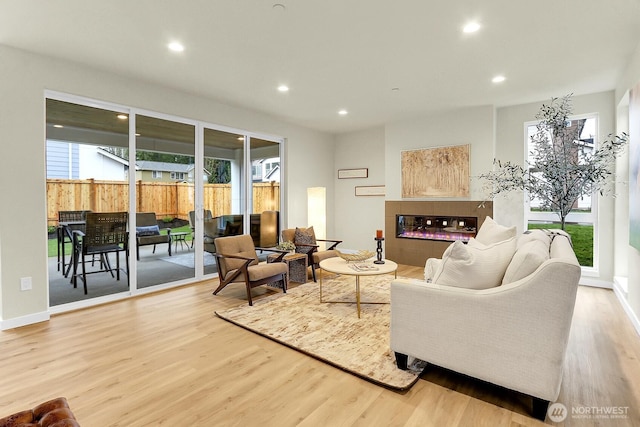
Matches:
[579,276,613,289]
[613,278,640,338]
[1,311,50,331]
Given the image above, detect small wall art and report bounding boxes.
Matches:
[338,168,368,179]
[355,185,385,196]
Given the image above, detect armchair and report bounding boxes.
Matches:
[281,226,342,282]
[212,234,288,306]
[135,212,171,260]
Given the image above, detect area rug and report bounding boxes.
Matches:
[215,274,426,390]
[160,252,216,269]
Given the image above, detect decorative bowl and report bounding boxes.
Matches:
[336,249,375,262]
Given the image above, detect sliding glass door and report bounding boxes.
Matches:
[135,115,195,288]
[45,93,284,309]
[249,137,281,247]
[46,98,131,305]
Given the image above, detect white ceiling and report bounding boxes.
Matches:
[2,0,640,134]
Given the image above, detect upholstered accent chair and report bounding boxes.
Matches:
[281,226,342,282]
[135,212,171,260]
[212,234,289,306]
[0,397,79,426]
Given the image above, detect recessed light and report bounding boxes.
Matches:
[463,22,481,33]
[237,136,245,141]
[168,42,185,52]
[492,75,506,83]
[117,114,128,120]
[277,85,289,92]
[338,109,348,116]
[53,124,63,128]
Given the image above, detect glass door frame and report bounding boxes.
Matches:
[46,90,285,313]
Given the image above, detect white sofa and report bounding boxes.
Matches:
[390,230,581,421]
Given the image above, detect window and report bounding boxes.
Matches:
[171,172,185,180]
[152,170,162,179]
[525,115,597,267]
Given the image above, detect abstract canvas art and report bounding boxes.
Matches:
[630,82,640,251]
[401,144,470,198]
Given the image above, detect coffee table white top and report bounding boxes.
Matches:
[320,257,398,276]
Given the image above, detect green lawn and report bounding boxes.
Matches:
[528,222,593,266]
[48,225,192,258]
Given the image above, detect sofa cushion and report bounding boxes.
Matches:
[502,239,550,284]
[432,236,517,290]
[475,216,517,245]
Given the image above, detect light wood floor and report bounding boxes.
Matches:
[1,265,639,426]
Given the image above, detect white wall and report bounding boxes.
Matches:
[0,45,334,328]
[384,106,496,201]
[334,127,386,251]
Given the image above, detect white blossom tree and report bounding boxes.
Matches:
[479,94,627,230]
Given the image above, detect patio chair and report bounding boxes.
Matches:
[71,211,129,294]
[212,234,288,306]
[135,212,171,260]
[188,209,213,248]
[281,226,342,282]
[57,210,91,277]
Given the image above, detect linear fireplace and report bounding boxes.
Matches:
[396,215,477,242]
[385,201,493,267]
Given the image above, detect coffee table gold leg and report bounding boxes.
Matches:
[320,268,323,303]
[356,275,361,318]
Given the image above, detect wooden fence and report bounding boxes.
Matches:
[47,179,280,225]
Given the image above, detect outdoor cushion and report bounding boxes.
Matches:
[136,225,160,236]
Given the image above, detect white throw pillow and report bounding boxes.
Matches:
[432,237,517,290]
[475,216,517,245]
[502,239,550,284]
[424,258,442,282]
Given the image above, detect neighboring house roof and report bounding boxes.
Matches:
[136,161,194,173]
[96,147,129,166]
[265,164,280,180]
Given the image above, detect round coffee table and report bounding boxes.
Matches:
[319,257,398,318]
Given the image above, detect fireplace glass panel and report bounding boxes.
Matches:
[396,215,477,242]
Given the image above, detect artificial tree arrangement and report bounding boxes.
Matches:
[479,94,627,230]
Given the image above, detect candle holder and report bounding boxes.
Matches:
[374,237,385,264]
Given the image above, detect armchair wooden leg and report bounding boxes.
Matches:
[212,281,228,296]
[395,352,408,370]
[246,282,253,306]
[311,264,317,282]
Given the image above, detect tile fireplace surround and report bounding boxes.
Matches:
[385,200,493,267]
